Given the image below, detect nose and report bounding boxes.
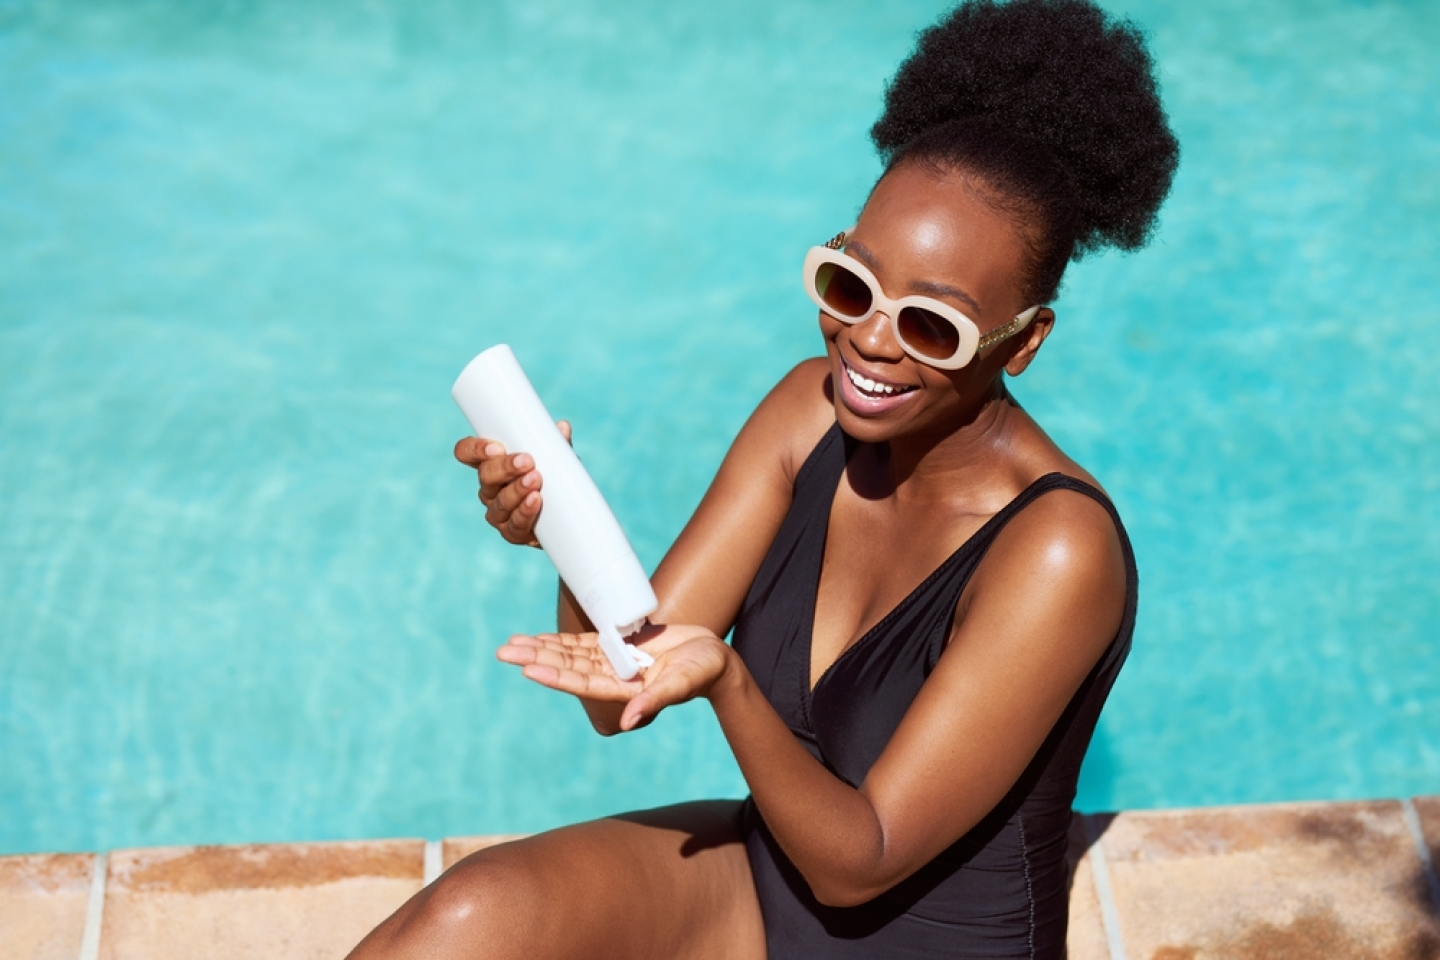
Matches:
[849,309,906,362]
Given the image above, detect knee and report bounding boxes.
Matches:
[395,850,548,957]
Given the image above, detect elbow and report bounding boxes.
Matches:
[812,888,872,909]
[808,876,886,909]
[801,822,896,908]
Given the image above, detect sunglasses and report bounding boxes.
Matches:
[803,229,1042,370]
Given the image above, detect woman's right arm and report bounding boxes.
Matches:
[647,358,834,636]
[456,357,836,733]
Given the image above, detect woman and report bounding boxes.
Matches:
[350,1,1177,957]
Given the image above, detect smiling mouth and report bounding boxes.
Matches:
[843,359,917,399]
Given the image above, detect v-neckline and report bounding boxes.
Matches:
[801,453,1067,698]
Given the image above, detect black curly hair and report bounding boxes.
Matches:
[871,0,1179,304]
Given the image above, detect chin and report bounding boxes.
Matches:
[827,353,924,442]
[831,381,918,445]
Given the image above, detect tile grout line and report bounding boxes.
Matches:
[1400,799,1440,918]
[1082,816,1129,960]
[78,851,107,960]
[423,840,442,886]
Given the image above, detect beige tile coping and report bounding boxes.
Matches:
[2,797,1437,960]
[1100,799,1440,960]
[0,854,94,960]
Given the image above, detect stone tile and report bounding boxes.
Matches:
[1100,800,1440,960]
[441,834,528,871]
[0,854,94,960]
[98,840,424,960]
[1066,814,1112,960]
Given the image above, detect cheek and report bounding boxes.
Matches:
[916,369,960,403]
[927,365,997,412]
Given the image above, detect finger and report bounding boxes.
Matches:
[621,688,674,731]
[491,467,542,516]
[483,489,527,542]
[491,490,542,545]
[497,633,610,673]
[518,662,637,701]
[507,631,577,646]
[620,694,653,731]
[497,637,599,674]
[499,633,644,701]
[477,452,534,502]
[455,436,506,467]
[501,633,546,649]
[500,632,589,654]
[496,641,541,665]
[620,648,723,730]
[620,665,690,730]
[557,420,572,445]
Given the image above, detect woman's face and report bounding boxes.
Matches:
[821,162,1040,445]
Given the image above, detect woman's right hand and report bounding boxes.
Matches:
[453,421,572,547]
[457,420,623,733]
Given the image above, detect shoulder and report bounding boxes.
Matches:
[735,357,836,485]
[649,359,836,630]
[761,356,833,422]
[965,479,1128,637]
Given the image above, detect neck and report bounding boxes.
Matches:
[850,381,1024,506]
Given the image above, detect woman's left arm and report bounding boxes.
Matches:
[707,490,1125,907]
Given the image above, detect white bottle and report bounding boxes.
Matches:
[451,345,657,680]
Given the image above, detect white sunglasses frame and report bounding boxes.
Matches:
[802,229,1042,371]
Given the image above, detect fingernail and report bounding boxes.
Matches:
[522,471,538,488]
[515,454,531,469]
[483,443,501,456]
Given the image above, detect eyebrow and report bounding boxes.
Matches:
[845,240,984,316]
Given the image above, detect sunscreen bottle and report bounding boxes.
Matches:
[451,345,657,680]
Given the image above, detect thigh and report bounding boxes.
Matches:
[348,800,765,960]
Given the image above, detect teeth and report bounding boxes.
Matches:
[845,363,910,397]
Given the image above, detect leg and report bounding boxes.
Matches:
[346,800,764,960]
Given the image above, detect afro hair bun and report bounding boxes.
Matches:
[872,0,1179,266]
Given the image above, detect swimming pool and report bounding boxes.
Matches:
[1,0,1436,855]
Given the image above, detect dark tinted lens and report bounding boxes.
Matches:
[897,306,961,360]
[814,262,873,319]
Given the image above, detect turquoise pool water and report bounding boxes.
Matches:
[1,0,1436,855]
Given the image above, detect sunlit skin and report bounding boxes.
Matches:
[824,163,1048,452]
[347,162,1127,960]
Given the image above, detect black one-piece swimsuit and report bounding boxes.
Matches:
[732,424,1138,960]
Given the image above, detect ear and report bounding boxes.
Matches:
[1004,308,1055,377]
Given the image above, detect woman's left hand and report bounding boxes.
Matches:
[496,623,731,731]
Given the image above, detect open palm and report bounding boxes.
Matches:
[496,622,730,731]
